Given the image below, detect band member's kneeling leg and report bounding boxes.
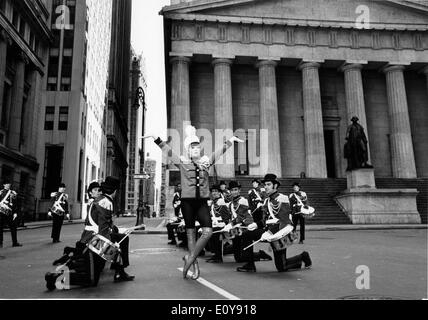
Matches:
[236,229,264,272]
[272,249,312,272]
[206,232,222,263]
[110,232,134,282]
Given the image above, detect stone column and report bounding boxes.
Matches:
[7,52,27,151]
[170,56,191,154]
[298,61,327,178]
[256,60,282,177]
[213,58,234,178]
[383,65,417,178]
[0,31,8,124]
[24,69,42,157]
[340,63,372,162]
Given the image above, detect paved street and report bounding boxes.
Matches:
[0,219,426,300]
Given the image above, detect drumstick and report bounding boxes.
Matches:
[243,239,263,251]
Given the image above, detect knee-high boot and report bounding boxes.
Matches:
[183,227,213,280]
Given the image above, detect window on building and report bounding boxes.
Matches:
[19,17,25,37]
[19,171,29,196]
[29,32,35,51]
[0,82,11,128]
[42,146,64,199]
[44,106,55,130]
[1,165,14,185]
[58,106,68,130]
[12,8,19,29]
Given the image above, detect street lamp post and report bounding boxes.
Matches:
[134,87,147,226]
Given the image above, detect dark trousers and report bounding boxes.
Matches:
[240,229,303,271]
[292,214,305,241]
[0,214,18,245]
[51,214,64,241]
[68,249,106,287]
[110,233,130,269]
[208,228,223,257]
[167,222,179,242]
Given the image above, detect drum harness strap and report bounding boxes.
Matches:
[84,202,99,233]
[0,190,11,206]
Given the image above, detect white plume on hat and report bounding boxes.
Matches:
[184,125,200,151]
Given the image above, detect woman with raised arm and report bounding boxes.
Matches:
[143,125,243,280]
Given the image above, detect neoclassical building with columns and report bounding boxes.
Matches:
[161,0,428,221]
[162,0,428,179]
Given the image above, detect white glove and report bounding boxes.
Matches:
[229,136,245,144]
[266,218,279,225]
[13,213,18,220]
[66,214,70,220]
[247,222,258,231]
[48,211,52,218]
[260,231,273,242]
[223,223,233,233]
[207,200,213,206]
[257,202,263,209]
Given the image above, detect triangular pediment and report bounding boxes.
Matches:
[162,0,428,30]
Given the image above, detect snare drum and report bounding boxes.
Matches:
[300,205,315,218]
[87,234,120,262]
[269,232,298,252]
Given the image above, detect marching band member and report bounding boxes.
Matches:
[247,178,266,223]
[206,184,231,263]
[219,181,232,203]
[51,181,102,267]
[48,183,70,243]
[0,179,22,247]
[143,125,244,280]
[225,181,271,263]
[80,176,135,282]
[167,184,182,245]
[289,182,308,244]
[236,174,312,273]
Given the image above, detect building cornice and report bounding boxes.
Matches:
[0,18,45,75]
[163,12,428,31]
[161,0,428,14]
[0,146,39,171]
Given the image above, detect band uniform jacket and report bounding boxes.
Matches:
[289,191,308,215]
[258,191,293,233]
[0,189,18,216]
[80,195,115,244]
[220,189,233,203]
[229,196,253,226]
[247,187,265,213]
[155,137,233,199]
[49,192,69,216]
[211,197,231,224]
[172,192,181,217]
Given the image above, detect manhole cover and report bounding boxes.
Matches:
[339,294,410,300]
[131,248,177,255]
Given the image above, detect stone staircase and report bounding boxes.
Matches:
[375,178,428,224]
[210,177,428,225]
[211,177,351,225]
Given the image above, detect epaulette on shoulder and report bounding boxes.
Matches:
[276,194,289,203]
[217,198,227,206]
[98,197,113,211]
[239,197,249,206]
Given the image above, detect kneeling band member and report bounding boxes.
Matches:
[236,174,312,273]
[225,181,271,263]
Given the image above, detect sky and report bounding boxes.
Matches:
[131,0,171,206]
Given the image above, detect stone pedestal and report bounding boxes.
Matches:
[346,168,376,189]
[336,169,421,224]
